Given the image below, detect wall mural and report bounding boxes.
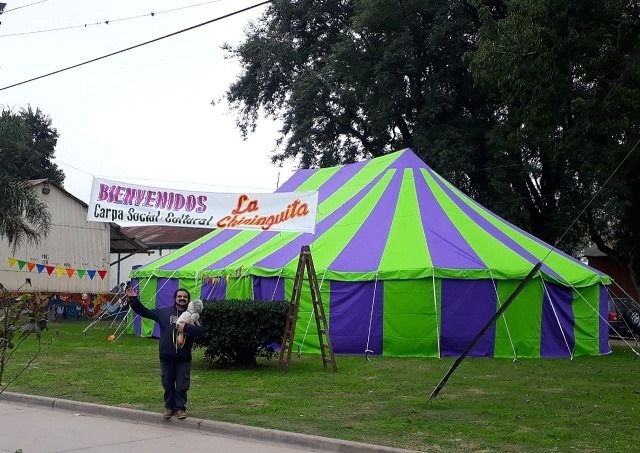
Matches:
[2,291,128,321]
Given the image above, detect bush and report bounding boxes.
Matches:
[197,299,288,368]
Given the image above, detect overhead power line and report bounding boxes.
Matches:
[0,0,226,38]
[0,0,48,15]
[0,0,272,92]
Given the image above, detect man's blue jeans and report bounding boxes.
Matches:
[160,359,191,410]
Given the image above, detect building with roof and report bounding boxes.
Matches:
[1,179,111,293]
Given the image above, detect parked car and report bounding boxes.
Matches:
[608,297,640,337]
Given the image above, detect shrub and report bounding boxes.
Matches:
[197,299,288,368]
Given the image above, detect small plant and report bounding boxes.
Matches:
[197,299,288,368]
[0,292,48,394]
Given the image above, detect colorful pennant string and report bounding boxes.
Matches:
[7,257,107,280]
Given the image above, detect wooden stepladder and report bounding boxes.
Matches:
[278,245,337,372]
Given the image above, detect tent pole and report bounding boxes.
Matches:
[428,261,543,403]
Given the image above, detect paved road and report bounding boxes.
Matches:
[0,393,414,453]
[0,399,321,453]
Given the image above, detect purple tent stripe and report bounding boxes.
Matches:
[200,277,226,300]
[440,279,496,357]
[329,281,383,355]
[599,285,612,354]
[152,278,179,337]
[255,171,391,269]
[330,170,403,272]
[160,229,240,270]
[316,159,368,204]
[131,278,141,336]
[540,283,575,357]
[430,171,605,277]
[276,168,316,193]
[428,169,562,280]
[252,276,285,301]
[206,231,279,269]
[414,170,486,269]
[388,148,429,170]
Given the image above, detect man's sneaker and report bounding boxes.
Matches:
[163,409,174,420]
[176,409,187,420]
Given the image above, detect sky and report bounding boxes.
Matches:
[0,0,297,203]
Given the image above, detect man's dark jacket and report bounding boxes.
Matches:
[128,296,202,361]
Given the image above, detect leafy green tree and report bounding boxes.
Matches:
[0,106,64,185]
[0,105,55,250]
[0,176,51,251]
[225,0,498,201]
[469,0,640,291]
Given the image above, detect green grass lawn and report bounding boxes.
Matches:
[2,321,638,451]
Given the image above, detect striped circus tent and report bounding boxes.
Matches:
[130,149,612,358]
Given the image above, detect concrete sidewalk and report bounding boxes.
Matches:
[0,392,416,453]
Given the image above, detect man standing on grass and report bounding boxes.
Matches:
[126,286,202,420]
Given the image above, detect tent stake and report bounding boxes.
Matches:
[428,261,543,403]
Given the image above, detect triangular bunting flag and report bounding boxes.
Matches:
[27,262,36,272]
[55,267,65,277]
[77,269,86,278]
[8,257,17,268]
[87,270,96,280]
[97,270,107,280]
[66,268,75,278]
[46,265,55,275]
[17,260,26,270]
[36,264,45,273]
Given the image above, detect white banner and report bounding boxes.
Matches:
[87,178,318,234]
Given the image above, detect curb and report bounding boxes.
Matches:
[0,392,417,453]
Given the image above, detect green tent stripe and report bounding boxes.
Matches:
[179,277,201,301]
[139,277,158,337]
[379,169,433,274]
[316,151,402,223]
[183,230,261,272]
[495,279,543,358]
[423,169,535,277]
[383,279,441,357]
[434,173,609,287]
[572,286,600,356]
[225,276,253,300]
[136,229,222,272]
[309,170,396,270]
[209,231,303,274]
[288,277,331,354]
[294,165,342,191]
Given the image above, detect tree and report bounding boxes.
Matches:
[0,105,55,250]
[225,0,498,201]
[469,0,640,292]
[0,176,51,251]
[0,106,65,185]
[227,0,640,292]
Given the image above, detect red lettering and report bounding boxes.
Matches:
[232,194,249,214]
